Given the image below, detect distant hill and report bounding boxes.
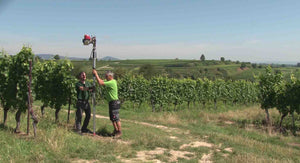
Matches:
[36,54,120,61]
[66,56,87,61]
[101,56,120,61]
[36,54,55,60]
[36,54,87,61]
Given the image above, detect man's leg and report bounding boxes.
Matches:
[113,121,122,138]
[75,106,82,133]
[112,109,122,137]
[81,103,91,132]
[116,121,122,135]
[116,121,121,132]
[109,108,117,135]
[112,121,118,132]
[109,101,122,137]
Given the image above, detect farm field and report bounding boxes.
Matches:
[71,59,300,81]
[1,102,300,162]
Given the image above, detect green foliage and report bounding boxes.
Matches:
[33,59,76,110]
[113,67,127,79]
[117,76,259,112]
[48,60,75,110]
[118,75,131,103]
[168,78,184,108]
[240,62,247,69]
[149,77,169,111]
[258,66,284,110]
[181,78,196,108]
[0,50,12,109]
[288,76,300,114]
[6,47,35,112]
[138,64,157,79]
[282,75,300,115]
[54,54,60,60]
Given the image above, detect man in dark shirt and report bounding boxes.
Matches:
[75,72,93,134]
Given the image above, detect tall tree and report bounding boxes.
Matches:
[54,54,60,60]
[220,57,225,62]
[200,54,205,61]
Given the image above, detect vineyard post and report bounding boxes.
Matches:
[27,60,32,135]
[67,78,72,123]
[27,60,38,136]
[67,93,71,123]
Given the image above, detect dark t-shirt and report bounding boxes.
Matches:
[76,81,92,100]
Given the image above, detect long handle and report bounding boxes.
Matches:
[92,40,97,136]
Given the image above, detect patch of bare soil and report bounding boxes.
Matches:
[180,141,214,149]
[126,120,180,133]
[118,148,166,163]
[169,136,178,139]
[71,159,98,163]
[222,154,229,158]
[199,151,213,163]
[224,121,235,125]
[224,147,233,153]
[99,65,112,69]
[169,150,194,162]
[118,147,194,162]
[94,114,109,120]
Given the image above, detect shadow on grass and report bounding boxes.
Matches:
[0,123,15,132]
[96,126,113,137]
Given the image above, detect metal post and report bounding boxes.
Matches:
[92,38,97,136]
[83,35,97,136]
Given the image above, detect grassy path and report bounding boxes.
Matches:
[1,105,300,162]
[70,110,218,162]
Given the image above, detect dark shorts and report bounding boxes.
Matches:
[109,100,120,122]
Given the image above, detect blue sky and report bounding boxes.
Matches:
[0,0,300,63]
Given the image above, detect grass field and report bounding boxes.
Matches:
[1,101,299,162]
